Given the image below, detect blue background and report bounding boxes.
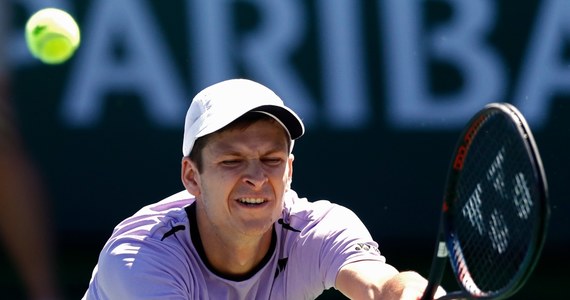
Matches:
[2,0,569,298]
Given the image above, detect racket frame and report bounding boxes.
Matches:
[421,103,549,300]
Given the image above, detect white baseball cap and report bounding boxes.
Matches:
[182,79,305,156]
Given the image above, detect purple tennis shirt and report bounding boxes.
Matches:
[83,190,385,299]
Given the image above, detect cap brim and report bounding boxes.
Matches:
[252,105,304,140]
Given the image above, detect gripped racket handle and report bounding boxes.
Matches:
[421,222,448,300]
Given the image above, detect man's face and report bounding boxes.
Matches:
[182,118,293,239]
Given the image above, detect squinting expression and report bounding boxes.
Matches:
[183,119,293,240]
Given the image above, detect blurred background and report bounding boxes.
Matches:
[1,0,568,299]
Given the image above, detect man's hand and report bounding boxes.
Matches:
[379,271,446,300]
[336,261,446,299]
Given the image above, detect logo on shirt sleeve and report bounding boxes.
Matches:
[354,243,381,255]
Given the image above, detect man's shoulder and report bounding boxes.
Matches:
[128,190,194,220]
[147,190,195,211]
[286,190,352,216]
[283,190,359,231]
[108,190,195,242]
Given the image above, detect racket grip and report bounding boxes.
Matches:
[421,232,449,300]
[421,254,446,300]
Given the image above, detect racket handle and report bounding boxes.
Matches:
[421,224,449,300]
[421,251,447,300]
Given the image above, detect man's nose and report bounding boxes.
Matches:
[242,161,268,188]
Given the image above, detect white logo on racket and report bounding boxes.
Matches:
[461,147,516,254]
[487,147,506,198]
[462,184,484,235]
[488,209,509,253]
[513,172,533,219]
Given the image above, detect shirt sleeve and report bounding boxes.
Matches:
[83,237,191,300]
[320,204,386,287]
[289,200,386,292]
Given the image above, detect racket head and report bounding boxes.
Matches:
[442,103,549,299]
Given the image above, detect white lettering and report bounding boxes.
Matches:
[9,0,565,131]
[381,0,505,129]
[513,0,570,128]
[239,0,316,124]
[187,0,315,124]
[61,0,186,127]
[316,0,369,127]
[186,0,235,87]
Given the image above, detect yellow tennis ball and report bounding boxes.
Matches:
[25,8,81,65]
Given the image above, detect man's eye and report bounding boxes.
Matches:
[263,158,283,166]
[221,160,241,166]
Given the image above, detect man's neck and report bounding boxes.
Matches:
[204,229,273,276]
[187,203,276,280]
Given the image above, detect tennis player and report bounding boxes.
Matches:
[83,79,445,299]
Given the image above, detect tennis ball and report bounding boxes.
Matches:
[25,8,81,65]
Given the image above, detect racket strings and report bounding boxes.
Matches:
[449,113,541,296]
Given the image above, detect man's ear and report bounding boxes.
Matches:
[286,154,294,189]
[181,157,201,196]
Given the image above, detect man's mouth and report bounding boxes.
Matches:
[237,198,267,205]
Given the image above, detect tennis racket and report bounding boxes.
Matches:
[421,103,549,300]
